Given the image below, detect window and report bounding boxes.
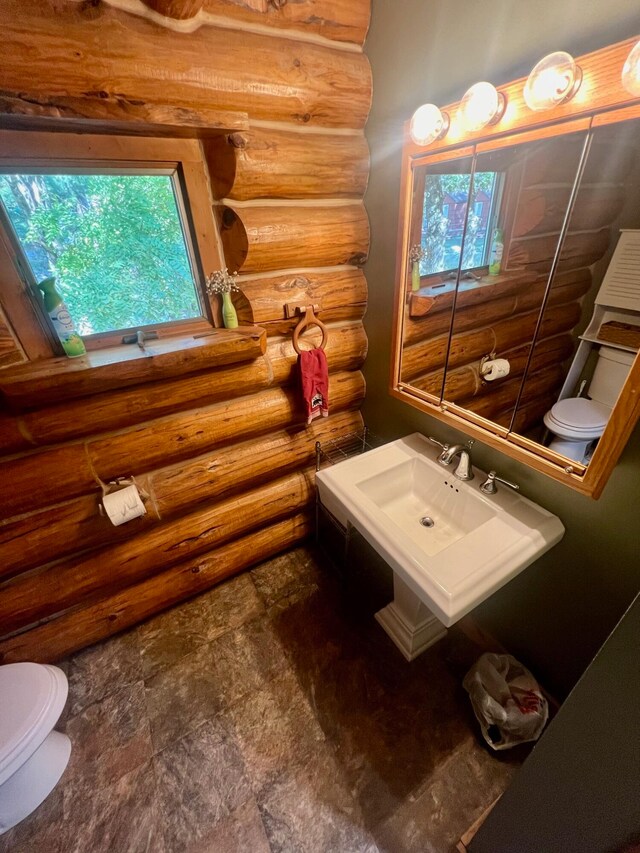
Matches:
[420,171,504,277]
[0,171,202,337]
[0,132,223,355]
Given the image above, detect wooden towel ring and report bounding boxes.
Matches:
[292,305,328,355]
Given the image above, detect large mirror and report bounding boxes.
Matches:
[391,43,640,497]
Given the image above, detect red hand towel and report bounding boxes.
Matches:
[298,347,329,424]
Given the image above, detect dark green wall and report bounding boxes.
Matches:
[364,0,640,697]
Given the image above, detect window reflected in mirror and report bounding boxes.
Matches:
[420,171,504,277]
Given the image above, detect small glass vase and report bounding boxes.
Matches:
[411,261,421,292]
[221,291,238,329]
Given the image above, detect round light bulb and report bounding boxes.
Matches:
[621,40,640,97]
[524,51,582,111]
[458,82,506,131]
[409,103,449,146]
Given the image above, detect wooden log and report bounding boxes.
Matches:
[506,228,611,273]
[217,203,369,274]
[401,302,581,382]
[89,369,364,481]
[0,369,364,518]
[268,321,368,384]
[513,186,625,238]
[403,270,591,348]
[235,267,367,325]
[520,137,586,186]
[0,410,361,577]
[0,481,154,583]
[0,327,267,411]
[408,267,589,325]
[431,335,575,402]
[0,94,248,139]
[523,139,636,186]
[143,0,204,19]
[260,304,365,337]
[206,128,369,200]
[134,0,371,46]
[0,1,372,130]
[0,469,314,635]
[0,413,27,455]
[510,394,558,435]
[409,270,540,319]
[2,358,273,453]
[0,320,366,454]
[0,443,96,521]
[462,364,565,422]
[205,0,370,45]
[152,408,362,516]
[0,512,312,664]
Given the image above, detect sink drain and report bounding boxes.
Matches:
[420,516,435,528]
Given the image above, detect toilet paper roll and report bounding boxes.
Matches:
[481,358,510,381]
[102,484,147,526]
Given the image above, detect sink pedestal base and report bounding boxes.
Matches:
[375,576,447,661]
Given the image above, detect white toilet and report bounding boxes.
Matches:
[0,663,71,835]
[544,345,635,463]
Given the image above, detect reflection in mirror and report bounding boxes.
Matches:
[516,117,640,465]
[440,130,589,430]
[399,153,473,400]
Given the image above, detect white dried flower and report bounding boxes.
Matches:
[205,268,239,295]
[409,245,426,265]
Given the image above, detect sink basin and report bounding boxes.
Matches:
[316,433,564,628]
[359,457,495,557]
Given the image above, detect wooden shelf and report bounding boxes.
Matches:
[409,269,539,318]
[0,326,267,410]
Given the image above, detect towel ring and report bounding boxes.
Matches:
[292,305,328,355]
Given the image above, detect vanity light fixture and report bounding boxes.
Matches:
[458,82,506,132]
[621,40,640,96]
[409,103,449,146]
[524,51,582,111]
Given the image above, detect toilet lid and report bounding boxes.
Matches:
[550,398,610,431]
[0,663,68,785]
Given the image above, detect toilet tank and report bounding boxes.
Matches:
[589,346,635,407]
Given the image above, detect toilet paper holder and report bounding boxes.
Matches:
[480,353,511,383]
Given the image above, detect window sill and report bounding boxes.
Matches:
[409,270,539,319]
[0,326,267,411]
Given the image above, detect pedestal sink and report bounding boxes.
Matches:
[316,433,565,660]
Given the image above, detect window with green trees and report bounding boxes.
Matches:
[0,171,202,337]
[420,171,504,276]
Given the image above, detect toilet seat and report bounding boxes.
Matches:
[0,664,68,786]
[544,397,611,440]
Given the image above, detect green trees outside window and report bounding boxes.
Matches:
[0,172,201,336]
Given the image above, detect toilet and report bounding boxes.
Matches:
[544,345,635,463]
[0,663,71,835]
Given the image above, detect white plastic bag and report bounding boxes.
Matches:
[463,653,548,750]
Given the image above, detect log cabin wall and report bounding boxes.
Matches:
[400,134,635,432]
[0,0,372,662]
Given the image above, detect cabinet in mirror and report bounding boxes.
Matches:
[513,117,640,463]
[390,36,640,497]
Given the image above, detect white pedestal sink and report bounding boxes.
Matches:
[316,434,565,660]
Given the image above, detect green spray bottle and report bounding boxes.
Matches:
[488,227,504,276]
[37,277,86,358]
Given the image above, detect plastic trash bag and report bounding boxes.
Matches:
[463,653,548,750]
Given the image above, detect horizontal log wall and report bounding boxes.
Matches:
[0,0,372,661]
[403,135,635,432]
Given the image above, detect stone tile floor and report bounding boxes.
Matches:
[1,545,526,853]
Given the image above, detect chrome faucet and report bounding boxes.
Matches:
[428,437,475,481]
[479,471,519,495]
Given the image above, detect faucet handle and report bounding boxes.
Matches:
[428,436,449,451]
[479,471,520,495]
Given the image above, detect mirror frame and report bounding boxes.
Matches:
[391,36,640,498]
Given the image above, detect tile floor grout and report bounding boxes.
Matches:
[1,545,524,853]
